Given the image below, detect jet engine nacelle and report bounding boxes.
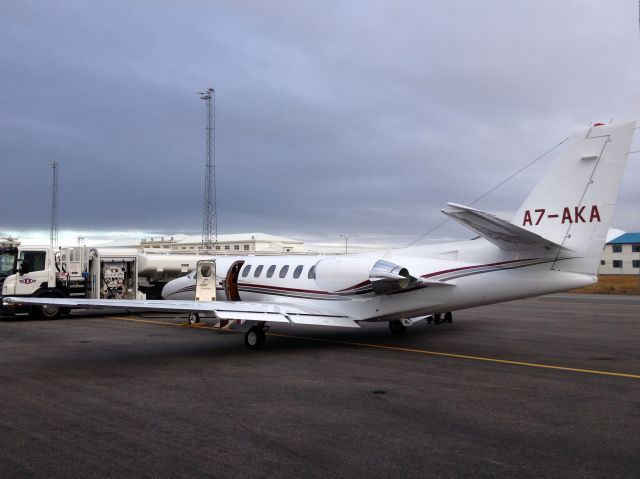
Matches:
[368,259,412,295]
[314,257,415,295]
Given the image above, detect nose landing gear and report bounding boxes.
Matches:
[188,312,200,325]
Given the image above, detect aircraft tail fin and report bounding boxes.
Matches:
[511,121,636,275]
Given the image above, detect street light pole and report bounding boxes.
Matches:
[339,234,349,254]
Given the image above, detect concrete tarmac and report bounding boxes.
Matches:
[0,294,639,478]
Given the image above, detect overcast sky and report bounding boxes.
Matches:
[1,0,639,246]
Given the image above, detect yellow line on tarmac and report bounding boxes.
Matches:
[267,333,640,380]
[105,316,640,380]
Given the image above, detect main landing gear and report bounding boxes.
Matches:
[389,319,407,334]
[245,323,269,350]
[389,312,454,334]
[427,312,453,325]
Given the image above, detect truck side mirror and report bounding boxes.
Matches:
[18,260,31,275]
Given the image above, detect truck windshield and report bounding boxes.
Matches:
[0,251,17,277]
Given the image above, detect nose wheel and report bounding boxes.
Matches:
[245,324,267,350]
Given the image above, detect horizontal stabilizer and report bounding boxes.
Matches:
[2,297,361,328]
[441,203,566,251]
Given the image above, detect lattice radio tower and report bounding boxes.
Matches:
[49,161,59,247]
[198,88,217,250]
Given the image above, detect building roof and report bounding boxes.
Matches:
[135,232,303,245]
[607,232,640,244]
[172,233,303,245]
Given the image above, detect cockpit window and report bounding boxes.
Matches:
[254,265,264,278]
[293,265,303,279]
[266,265,276,278]
[279,265,289,278]
[241,265,252,277]
[308,265,316,279]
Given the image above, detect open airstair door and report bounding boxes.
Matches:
[195,260,216,302]
[225,260,244,301]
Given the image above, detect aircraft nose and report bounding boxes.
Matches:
[161,279,178,299]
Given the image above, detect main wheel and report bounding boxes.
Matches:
[444,311,453,323]
[245,326,266,350]
[389,319,407,334]
[188,312,200,325]
[432,313,442,324]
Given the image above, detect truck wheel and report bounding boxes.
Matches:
[33,292,64,320]
[34,303,62,320]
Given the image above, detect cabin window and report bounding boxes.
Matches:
[612,260,622,268]
[293,265,304,279]
[266,265,276,278]
[254,265,264,278]
[308,265,316,279]
[241,265,252,277]
[279,265,289,278]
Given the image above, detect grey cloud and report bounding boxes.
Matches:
[1,0,639,245]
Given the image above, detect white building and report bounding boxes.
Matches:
[139,233,307,254]
[599,232,640,275]
[100,232,386,255]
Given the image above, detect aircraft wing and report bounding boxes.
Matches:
[441,203,566,251]
[2,297,361,328]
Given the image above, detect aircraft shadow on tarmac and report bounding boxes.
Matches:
[2,309,466,365]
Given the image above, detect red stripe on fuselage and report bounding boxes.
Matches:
[237,283,333,295]
[336,280,371,292]
[420,258,541,279]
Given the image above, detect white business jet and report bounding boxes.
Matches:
[4,122,636,350]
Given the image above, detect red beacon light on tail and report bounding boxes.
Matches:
[593,122,606,126]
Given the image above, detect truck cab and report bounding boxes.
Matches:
[11,248,57,293]
[1,246,61,318]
